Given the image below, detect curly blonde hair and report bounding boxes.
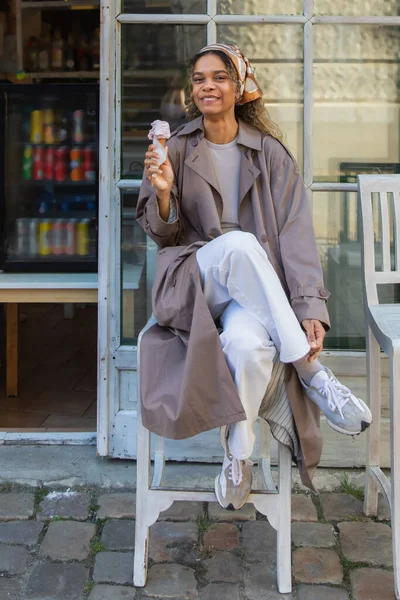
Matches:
[185,49,284,142]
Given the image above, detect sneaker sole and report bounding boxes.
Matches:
[326,418,372,436]
[214,475,247,511]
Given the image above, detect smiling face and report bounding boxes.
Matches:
[191,53,239,119]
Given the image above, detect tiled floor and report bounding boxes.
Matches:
[0,303,97,432]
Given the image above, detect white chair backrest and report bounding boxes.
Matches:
[358,174,400,307]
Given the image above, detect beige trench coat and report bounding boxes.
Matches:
[137,116,331,488]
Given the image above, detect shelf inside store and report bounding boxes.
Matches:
[21,0,99,9]
[18,180,97,186]
[25,71,99,79]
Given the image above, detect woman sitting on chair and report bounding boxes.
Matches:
[137,43,372,510]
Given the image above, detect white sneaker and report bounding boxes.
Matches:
[215,426,253,510]
[300,368,372,436]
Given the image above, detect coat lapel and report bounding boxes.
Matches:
[185,138,221,195]
[238,150,260,208]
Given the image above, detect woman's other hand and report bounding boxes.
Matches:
[301,319,326,361]
[144,144,174,195]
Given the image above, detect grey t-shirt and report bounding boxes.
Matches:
[206,136,242,233]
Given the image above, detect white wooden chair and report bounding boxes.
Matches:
[359,174,400,599]
[134,316,292,594]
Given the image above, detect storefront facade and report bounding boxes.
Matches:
[97,0,398,466]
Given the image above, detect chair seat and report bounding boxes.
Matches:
[369,304,400,352]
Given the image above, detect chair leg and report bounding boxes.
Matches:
[134,414,151,587]
[364,326,381,517]
[390,352,400,599]
[276,442,292,594]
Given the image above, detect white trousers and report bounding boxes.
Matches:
[196,231,310,459]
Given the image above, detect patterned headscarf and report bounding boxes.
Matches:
[198,43,263,105]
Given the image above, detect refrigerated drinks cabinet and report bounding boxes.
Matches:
[0,83,99,272]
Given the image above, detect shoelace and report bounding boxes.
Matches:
[318,376,365,420]
[229,457,243,487]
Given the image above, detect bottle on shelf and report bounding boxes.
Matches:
[64,34,76,72]
[26,36,38,72]
[38,33,51,72]
[90,28,100,71]
[51,29,64,71]
[76,34,90,71]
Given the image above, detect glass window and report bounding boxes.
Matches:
[313,25,400,182]
[313,191,400,351]
[120,190,153,344]
[217,0,302,15]
[121,24,206,178]
[217,24,304,168]
[314,0,400,16]
[123,0,206,14]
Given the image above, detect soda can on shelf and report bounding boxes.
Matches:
[83,147,96,182]
[28,219,39,257]
[72,110,85,143]
[43,109,56,145]
[77,218,90,256]
[39,220,52,256]
[23,145,32,180]
[54,147,68,181]
[65,218,77,255]
[30,110,42,144]
[52,218,65,255]
[32,146,44,180]
[16,218,29,257]
[44,147,55,180]
[70,147,84,181]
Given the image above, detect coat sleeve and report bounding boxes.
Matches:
[270,152,331,330]
[136,137,181,249]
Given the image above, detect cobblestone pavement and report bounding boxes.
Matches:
[0,484,394,599]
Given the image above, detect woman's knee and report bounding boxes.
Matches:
[222,231,260,257]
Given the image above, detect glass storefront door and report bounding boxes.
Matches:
[98,0,400,460]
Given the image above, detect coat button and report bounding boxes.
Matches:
[191,139,198,147]
[261,235,268,243]
[319,288,328,298]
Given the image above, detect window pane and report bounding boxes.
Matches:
[121,190,153,344]
[314,0,400,16]
[217,0,302,14]
[314,191,400,350]
[123,0,206,13]
[313,25,400,182]
[121,24,206,178]
[217,24,304,168]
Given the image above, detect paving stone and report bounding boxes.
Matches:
[200,583,240,600]
[25,562,88,600]
[208,502,256,522]
[291,522,336,548]
[159,501,204,521]
[149,521,197,562]
[0,543,28,574]
[297,584,349,600]
[97,493,136,519]
[338,521,392,567]
[377,494,391,521]
[40,520,96,560]
[293,548,343,584]
[202,551,243,583]
[320,493,364,521]
[38,491,91,521]
[244,563,293,599]
[142,564,198,598]
[0,493,34,521]
[350,567,395,600]
[93,552,134,584]
[0,520,44,545]
[291,494,318,522]
[203,523,240,551]
[0,577,21,598]
[101,519,135,550]
[88,584,136,599]
[241,521,277,563]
